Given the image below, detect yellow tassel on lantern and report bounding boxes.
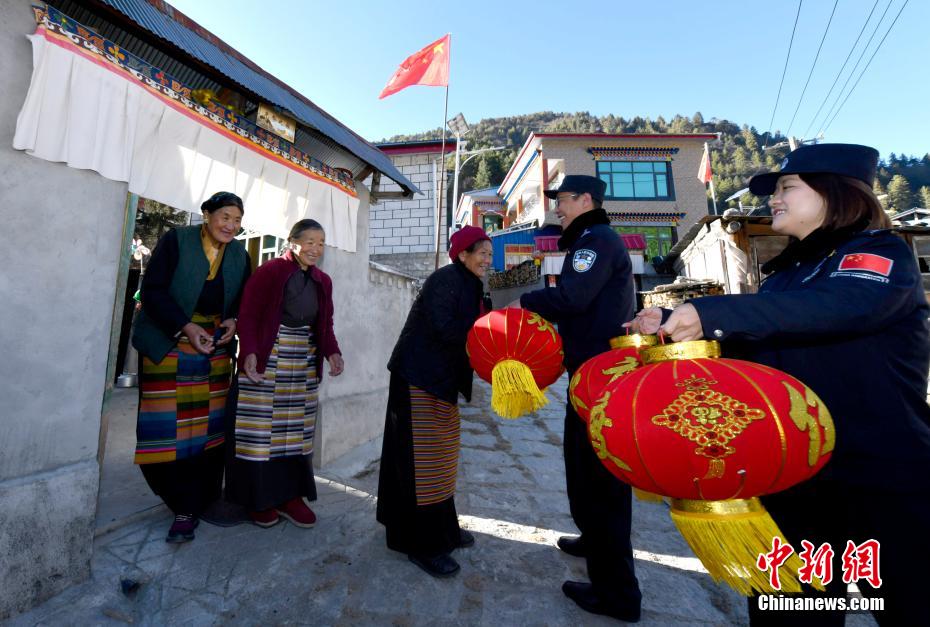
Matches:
[491,359,548,419]
[669,498,825,596]
[632,487,665,503]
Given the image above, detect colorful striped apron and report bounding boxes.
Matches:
[135,313,231,464]
[234,325,319,461]
[410,385,460,506]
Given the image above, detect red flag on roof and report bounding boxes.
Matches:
[379,35,451,99]
[697,143,713,184]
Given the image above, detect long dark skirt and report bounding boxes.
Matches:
[139,446,224,517]
[376,372,462,557]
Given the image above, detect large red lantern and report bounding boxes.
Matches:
[467,308,564,419]
[588,340,835,595]
[569,334,657,422]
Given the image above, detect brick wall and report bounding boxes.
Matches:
[369,151,451,279]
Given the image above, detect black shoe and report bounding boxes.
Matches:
[408,553,460,578]
[458,529,475,548]
[165,514,196,543]
[557,535,587,557]
[562,580,641,623]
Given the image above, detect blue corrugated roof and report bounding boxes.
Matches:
[97,0,418,195]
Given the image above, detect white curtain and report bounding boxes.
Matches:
[13,29,360,252]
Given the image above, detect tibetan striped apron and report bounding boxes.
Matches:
[135,313,230,464]
[235,325,318,461]
[410,385,460,506]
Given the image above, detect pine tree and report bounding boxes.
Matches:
[887,175,914,212]
[874,179,889,210]
[919,186,930,210]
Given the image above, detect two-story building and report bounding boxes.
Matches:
[494,132,717,290]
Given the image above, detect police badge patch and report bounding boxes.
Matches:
[573,249,597,272]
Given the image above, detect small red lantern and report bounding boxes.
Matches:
[588,340,835,595]
[569,334,657,422]
[467,308,564,419]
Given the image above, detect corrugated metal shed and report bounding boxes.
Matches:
[488,224,539,272]
[55,0,417,194]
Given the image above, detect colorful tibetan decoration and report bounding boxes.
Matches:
[467,308,564,419]
[587,339,835,595]
[569,334,658,422]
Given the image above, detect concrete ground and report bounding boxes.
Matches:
[13,378,878,626]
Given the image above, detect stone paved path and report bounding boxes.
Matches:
[12,377,877,626]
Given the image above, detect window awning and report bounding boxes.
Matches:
[13,8,362,251]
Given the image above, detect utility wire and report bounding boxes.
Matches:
[823,0,909,133]
[785,0,839,137]
[802,0,880,139]
[816,0,895,134]
[765,0,804,145]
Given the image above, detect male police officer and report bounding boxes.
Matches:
[518,175,641,621]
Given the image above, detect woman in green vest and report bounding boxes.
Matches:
[132,191,251,543]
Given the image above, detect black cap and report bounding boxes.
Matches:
[749,143,879,196]
[544,175,607,203]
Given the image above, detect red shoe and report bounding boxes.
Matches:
[249,509,280,528]
[276,497,316,528]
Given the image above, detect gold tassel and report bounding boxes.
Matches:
[632,487,665,503]
[669,498,825,596]
[491,359,548,419]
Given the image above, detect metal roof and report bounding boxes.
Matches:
[88,0,417,195]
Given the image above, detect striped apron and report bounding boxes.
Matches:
[410,385,460,506]
[135,313,231,464]
[235,325,319,461]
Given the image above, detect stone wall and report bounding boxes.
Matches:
[314,183,418,466]
[0,1,131,616]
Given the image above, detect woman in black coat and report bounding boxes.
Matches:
[632,144,930,625]
[377,226,492,578]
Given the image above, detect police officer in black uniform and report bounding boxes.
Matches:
[518,175,642,622]
[633,144,930,626]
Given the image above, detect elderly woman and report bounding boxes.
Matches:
[377,226,493,578]
[632,144,930,625]
[132,191,251,543]
[226,219,343,529]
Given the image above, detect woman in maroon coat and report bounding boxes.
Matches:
[226,219,344,527]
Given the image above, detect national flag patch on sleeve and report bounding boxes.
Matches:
[838,253,894,276]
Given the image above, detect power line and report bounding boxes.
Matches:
[785,0,840,137]
[766,0,804,144]
[816,0,895,135]
[802,0,880,139]
[823,0,909,133]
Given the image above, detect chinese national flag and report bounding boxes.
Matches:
[697,144,713,184]
[838,253,894,276]
[379,34,450,99]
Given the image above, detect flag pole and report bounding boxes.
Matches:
[705,141,718,215]
[433,85,450,270]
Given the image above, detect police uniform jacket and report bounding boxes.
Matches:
[387,262,485,405]
[521,209,635,373]
[690,225,930,491]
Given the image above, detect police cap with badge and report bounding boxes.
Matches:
[543,175,607,202]
[749,143,879,195]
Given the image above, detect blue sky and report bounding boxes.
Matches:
[167,0,928,159]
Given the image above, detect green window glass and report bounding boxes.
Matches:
[595,160,675,200]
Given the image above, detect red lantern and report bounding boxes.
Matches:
[467,308,564,419]
[588,340,835,595]
[569,334,657,422]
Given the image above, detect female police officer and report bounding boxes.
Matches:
[632,144,930,625]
